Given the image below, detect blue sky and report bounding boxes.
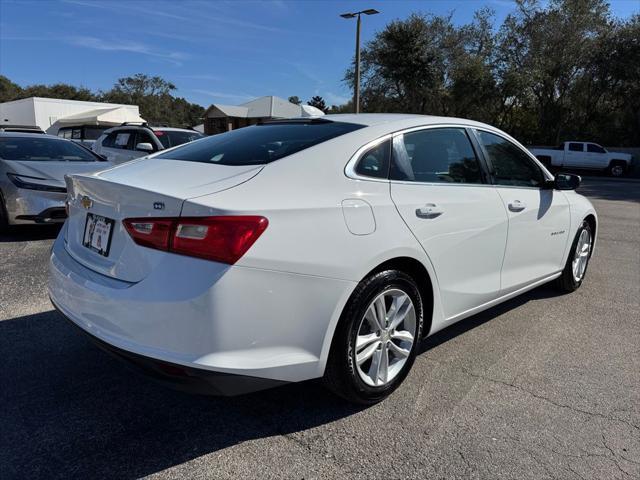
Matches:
[1,0,638,108]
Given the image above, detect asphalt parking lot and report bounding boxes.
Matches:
[1,177,638,480]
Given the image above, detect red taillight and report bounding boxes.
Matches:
[123,218,174,250]
[123,216,268,264]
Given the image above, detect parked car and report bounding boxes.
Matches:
[57,125,111,147]
[0,124,45,134]
[0,132,112,230]
[92,123,204,164]
[49,114,597,404]
[530,141,632,177]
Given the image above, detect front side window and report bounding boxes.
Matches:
[587,143,606,153]
[390,127,483,184]
[476,130,545,188]
[0,137,98,161]
[354,139,390,178]
[155,120,365,166]
[569,143,583,152]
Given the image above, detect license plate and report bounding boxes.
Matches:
[82,213,115,257]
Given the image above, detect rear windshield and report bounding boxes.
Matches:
[155,130,204,149]
[154,121,365,165]
[0,137,98,162]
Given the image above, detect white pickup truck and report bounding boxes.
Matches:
[530,142,632,177]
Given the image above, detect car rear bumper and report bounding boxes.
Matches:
[53,301,288,396]
[48,231,355,387]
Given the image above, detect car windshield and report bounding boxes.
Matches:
[154,121,365,165]
[0,137,99,161]
[155,130,204,149]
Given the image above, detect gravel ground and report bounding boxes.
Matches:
[1,177,638,479]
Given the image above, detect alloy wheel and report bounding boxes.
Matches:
[354,289,417,387]
[572,229,592,282]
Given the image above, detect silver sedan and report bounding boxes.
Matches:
[0,132,112,230]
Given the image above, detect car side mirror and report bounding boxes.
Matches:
[554,173,581,190]
[136,142,154,152]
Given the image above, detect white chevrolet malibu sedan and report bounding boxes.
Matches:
[49,114,597,404]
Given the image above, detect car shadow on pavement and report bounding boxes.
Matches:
[419,284,562,354]
[577,178,640,203]
[1,284,564,480]
[0,309,363,479]
[0,224,62,243]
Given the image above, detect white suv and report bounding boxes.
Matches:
[92,124,203,164]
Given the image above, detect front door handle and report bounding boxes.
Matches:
[508,200,526,212]
[416,203,444,219]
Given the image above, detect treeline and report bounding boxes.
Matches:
[0,74,205,128]
[347,0,639,146]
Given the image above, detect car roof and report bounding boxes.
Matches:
[104,125,199,133]
[322,113,496,130]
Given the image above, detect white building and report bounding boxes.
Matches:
[0,97,144,141]
[203,96,324,135]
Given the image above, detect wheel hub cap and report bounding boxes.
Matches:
[354,289,417,387]
[572,229,592,282]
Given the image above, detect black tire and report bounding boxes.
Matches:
[556,220,593,293]
[0,190,9,234]
[608,161,626,177]
[323,270,424,405]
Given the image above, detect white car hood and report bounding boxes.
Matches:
[2,159,113,188]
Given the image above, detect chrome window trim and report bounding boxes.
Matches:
[471,126,554,184]
[345,123,482,183]
[344,122,553,185]
[344,134,393,183]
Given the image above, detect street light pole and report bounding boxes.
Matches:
[341,9,379,114]
[354,13,361,114]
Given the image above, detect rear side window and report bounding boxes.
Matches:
[569,143,583,152]
[354,140,390,178]
[390,128,483,184]
[102,131,136,150]
[155,121,365,165]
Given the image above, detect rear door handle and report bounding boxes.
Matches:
[508,200,526,212]
[416,203,444,219]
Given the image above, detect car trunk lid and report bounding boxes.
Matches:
[64,158,263,282]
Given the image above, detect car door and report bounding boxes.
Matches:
[473,129,571,294]
[564,142,585,168]
[389,127,509,319]
[585,143,607,169]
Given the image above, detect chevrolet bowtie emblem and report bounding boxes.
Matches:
[80,195,93,209]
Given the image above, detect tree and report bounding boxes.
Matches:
[101,74,203,127]
[342,0,637,146]
[307,95,328,113]
[1,74,205,129]
[288,96,301,105]
[0,76,23,103]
